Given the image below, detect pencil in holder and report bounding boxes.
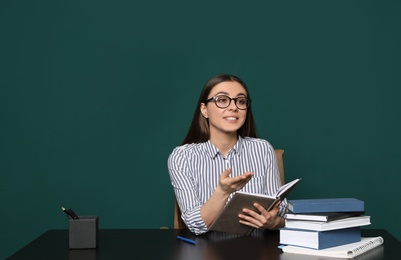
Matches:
[69,216,99,249]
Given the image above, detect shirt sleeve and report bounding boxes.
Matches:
[167,147,208,235]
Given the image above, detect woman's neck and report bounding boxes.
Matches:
[209,132,238,157]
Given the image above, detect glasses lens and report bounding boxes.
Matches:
[214,95,230,108]
[235,97,249,109]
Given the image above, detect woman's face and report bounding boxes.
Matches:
[200,81,248,137]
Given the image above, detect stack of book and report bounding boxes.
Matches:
[279,198,375,254]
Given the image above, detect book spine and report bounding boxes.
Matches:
[318,227,361,249]
[280,227,361,250]
[288,200,364,213]
[284,216,371,231]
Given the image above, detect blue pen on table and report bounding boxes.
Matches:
[177,236,196,245]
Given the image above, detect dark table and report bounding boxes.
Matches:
[6,229,400,260]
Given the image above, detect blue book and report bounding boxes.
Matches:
[279,227,361,250]
[287,198,364,213]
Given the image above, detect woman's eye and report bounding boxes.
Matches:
[217,97,228,103]
[238,99,246,105]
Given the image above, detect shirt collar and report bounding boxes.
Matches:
[204,136,244,159]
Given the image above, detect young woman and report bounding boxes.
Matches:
[168,74,285,235]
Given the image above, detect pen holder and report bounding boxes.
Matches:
[69,216,99,249]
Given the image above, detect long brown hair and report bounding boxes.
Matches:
[182,74,257,145]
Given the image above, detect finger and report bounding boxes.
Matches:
[241,208,261,218]
[268,204,280,217]
[230,178,251,191]
[231,172,253,184]
[220,168,231,179]
[235,174,255,190]
[273,200,281,208]
[242,206,272,225]
[251,203,278,223]
[253,203,268,214]
[242,171,253,179]
[239,219,260,228]
[238,213,263,228]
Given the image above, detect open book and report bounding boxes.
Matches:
[208,178,301,235]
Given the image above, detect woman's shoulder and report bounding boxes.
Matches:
[172,142,203,151]
[242,137,274,150]
[169,142,205,157]
[243,136,272,145]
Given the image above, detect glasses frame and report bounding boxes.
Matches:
[205,95,251,110]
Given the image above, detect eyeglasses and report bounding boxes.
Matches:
[205,95,251,110]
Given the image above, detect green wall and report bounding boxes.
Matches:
[1,0,400,258]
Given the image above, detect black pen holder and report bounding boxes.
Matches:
[69,216,99,249]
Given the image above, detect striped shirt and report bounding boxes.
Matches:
[167,136,286,235]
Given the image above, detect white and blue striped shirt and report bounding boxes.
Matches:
[167,136,286,235]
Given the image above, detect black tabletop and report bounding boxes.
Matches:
[6,229,400,260]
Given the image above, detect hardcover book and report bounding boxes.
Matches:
[287,198,364,214]
[279,227,361,250]
[285,215,371,231]
[208,178,301,235]
[284,211,365,222]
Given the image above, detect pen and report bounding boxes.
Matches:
[61,207,72,220]
[61,207,80,220]
[68,208,79,219]
[177,236,196,245]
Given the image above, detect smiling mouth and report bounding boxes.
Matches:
[224,117,238,121]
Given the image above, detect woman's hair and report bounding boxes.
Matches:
[181,74,257,145]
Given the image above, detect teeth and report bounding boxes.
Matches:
[226,117,237,120]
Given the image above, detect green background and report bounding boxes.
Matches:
[1,0,400,258]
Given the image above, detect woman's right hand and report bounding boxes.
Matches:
[218,168,253,194]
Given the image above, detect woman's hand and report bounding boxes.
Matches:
[238,200,285,230]
[217,168,253,195]
[201,168,253,226]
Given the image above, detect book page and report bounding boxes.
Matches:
[276,178,301,199]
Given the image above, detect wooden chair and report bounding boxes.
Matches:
[275,149,285,186]
[173,149,285,229]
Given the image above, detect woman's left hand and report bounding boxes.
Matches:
[238,200,284,230]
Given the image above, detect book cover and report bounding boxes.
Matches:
[208,178,301,235]
[279,227,361,250]
[284,212,365,222]
[285,215,371,231]
[287,198,364,214]
[281,236,384,258]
